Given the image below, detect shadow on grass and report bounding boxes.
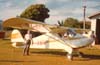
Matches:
[31,51,67,56]
[82,54,100,60]
[0,60,38,63]
[72,54,100,61]
[31,51,100,61]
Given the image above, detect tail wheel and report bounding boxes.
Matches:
[67,53,73,60]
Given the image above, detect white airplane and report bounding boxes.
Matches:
[3,17,94,60]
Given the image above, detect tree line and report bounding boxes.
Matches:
[57,18,91,29]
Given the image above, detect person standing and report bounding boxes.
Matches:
[90,31,96,46]
[23,30,32,56]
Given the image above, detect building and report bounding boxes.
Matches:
[88,12,100,44]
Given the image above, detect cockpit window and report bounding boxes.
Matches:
[67,29,76,36]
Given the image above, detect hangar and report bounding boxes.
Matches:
[89,12,100,44]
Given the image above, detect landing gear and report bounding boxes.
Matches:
[12,42,17,48]
[67,50,83,60]
[77,52,83,58]
[67,53,73,60]
[74,49,83,58]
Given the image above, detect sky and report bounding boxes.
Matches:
[0,0,100,24]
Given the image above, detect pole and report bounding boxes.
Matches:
[83,6,86,33]
[83,0,86,33]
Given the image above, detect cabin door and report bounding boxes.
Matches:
[96,19,100,44]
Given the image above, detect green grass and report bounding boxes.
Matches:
[0,39,100,65]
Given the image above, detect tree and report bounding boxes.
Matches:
[79,21,91,29]
[20,4,49,22]
[63,17,80,28]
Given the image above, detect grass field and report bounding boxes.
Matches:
[0,39,100,65]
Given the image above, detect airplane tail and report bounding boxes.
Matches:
[11,29,25,48]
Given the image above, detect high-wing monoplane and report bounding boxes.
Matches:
[3,17,94,60]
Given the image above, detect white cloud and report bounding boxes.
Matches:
[52,0,69,2]
[72,8,83,15]
[86,1,100,8]
[4,2,12,8]
[0,0,100,25]
[0,8,22,20]
[45,15,66,24]
[47,6,83,23]
[87,8,99,15]
[34,0,69,4]
[46,0,100,24]
[34,0,49,4]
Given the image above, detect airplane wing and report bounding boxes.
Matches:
[3,17,67,33]
[3,18,49,31]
